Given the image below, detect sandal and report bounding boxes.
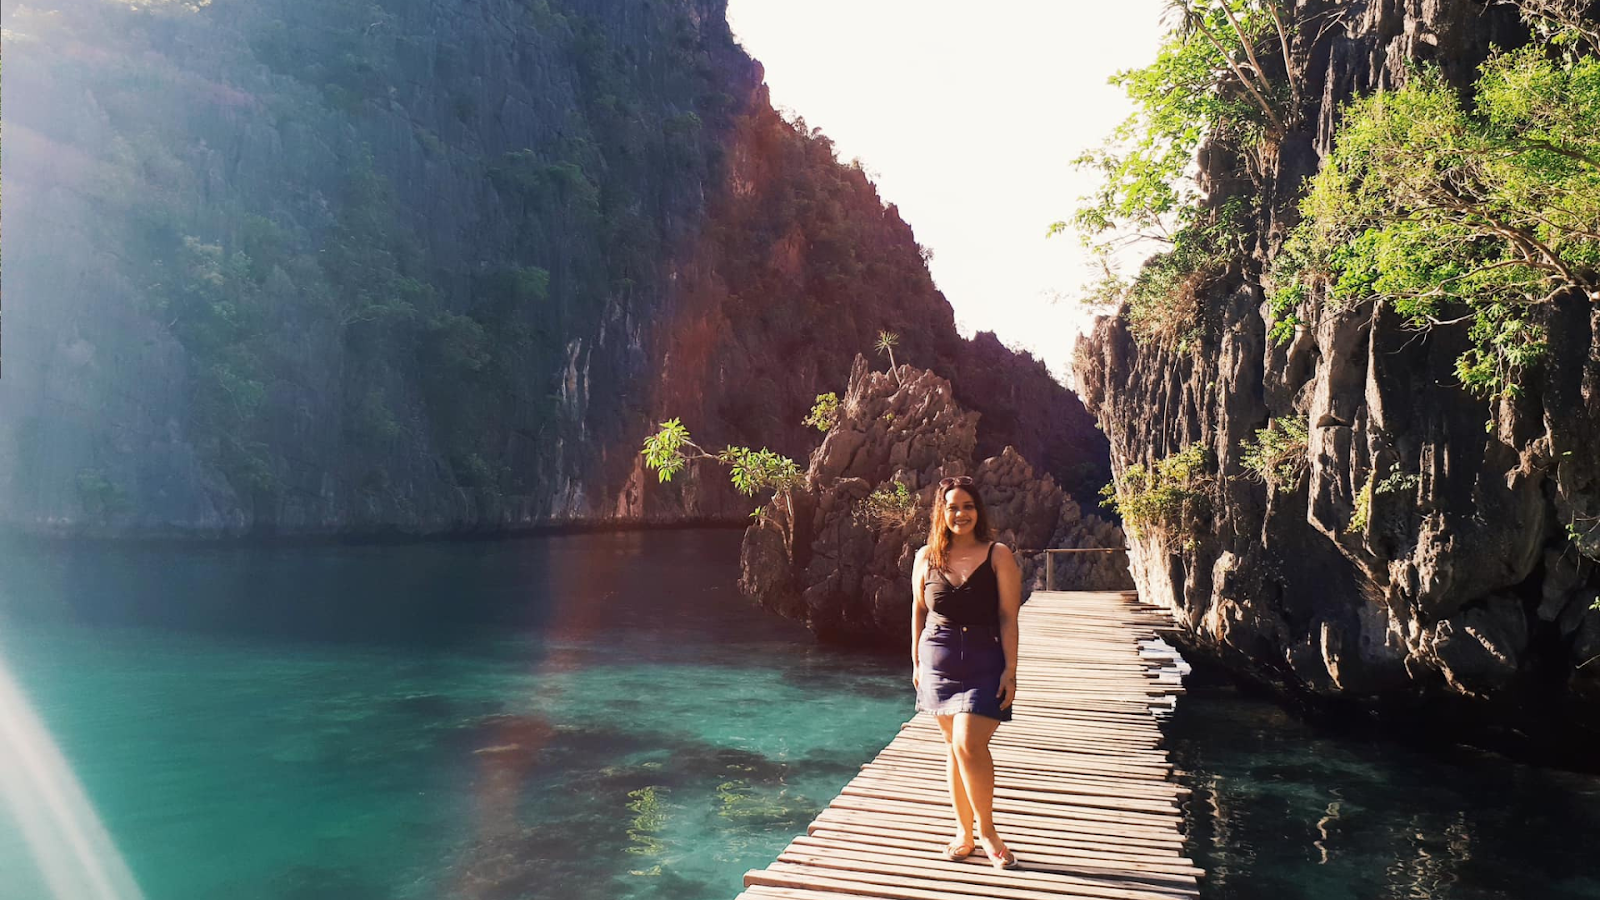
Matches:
[940,838,976,861]
[979,836,1018,869]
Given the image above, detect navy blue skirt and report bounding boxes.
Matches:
[915,621,1012,722]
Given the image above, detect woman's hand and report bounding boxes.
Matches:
[912,661,921,691]
[996,669,1017,710]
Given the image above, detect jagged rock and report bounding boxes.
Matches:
[1425,595,1529,698]
[1072,0,1600,749]
[1571,609,1600,702]
[739,356,1130,645]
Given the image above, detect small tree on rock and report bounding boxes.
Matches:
[875,331,901,383]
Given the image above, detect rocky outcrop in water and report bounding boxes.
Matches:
[0,0,1108,538]
[741,356,1130,645]
[1073,0,1600,752]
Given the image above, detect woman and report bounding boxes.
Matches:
[911,474,1022,869]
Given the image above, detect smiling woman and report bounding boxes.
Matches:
[909,477,1024,869]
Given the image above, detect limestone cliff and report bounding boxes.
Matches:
[0,0,1107,537]
[741,356,1130,646]
[1073,0,1600,752]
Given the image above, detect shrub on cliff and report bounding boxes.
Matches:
[1239,416,1309,489]
[804,393,841,432]
[1100,444,1214,540]
[855,480,919,530]
[1272,43,1600,399]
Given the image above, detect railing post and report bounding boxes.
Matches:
[1045,551,1055,592]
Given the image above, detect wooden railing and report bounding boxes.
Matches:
[1028,547,1124,592]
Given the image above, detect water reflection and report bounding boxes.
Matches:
[449,532,642,897]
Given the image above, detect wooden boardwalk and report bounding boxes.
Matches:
[736,590,1198,900]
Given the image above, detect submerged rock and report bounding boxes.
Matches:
[740,355,1129,645]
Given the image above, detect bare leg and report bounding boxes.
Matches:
[934,714,975,855]
[954,713,1013,864]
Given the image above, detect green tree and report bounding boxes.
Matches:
[1273,46,1600,398]
[641,418,803,515]
[1062,0,1302,346]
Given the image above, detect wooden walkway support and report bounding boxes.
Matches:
[736,590,1198,900]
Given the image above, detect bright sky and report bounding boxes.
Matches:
[726,0,1169,385]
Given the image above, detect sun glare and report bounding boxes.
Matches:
[0,653,146,900]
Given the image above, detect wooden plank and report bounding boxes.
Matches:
[899,720,1168,747]
[765,854,1198,900]
[822,797,1188,849]
[802,828,1203,877]
[894,730,1171,758]
[893,733,1169,758]
[801,830,1202,881]
[881,738,1174,768]
[871,749,1177,783]
[849,771,1181,816]
[856,767,1187,808]
[839,782,1183,832]
[892,734,1173,764]
[859,760,1189,798]
[810,809,1192,861]
[836,783,1184,834]
[790,837,1200,892]
[875,739,1173,769]
[866,761,1185,798]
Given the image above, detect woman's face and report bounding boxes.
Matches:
[942,488,978,536]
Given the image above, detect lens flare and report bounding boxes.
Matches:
[0,653,145,900]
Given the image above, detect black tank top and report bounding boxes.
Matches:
[923,543,1000,627]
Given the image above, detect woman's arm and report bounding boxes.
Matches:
[911,547,929,686]
[993,543,1023,709]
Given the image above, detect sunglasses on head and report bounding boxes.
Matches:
[938,475,974,489]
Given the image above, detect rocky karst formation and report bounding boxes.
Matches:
[741,356,1129,645]
[0,0,1107,537]
[1074,0,1600,752]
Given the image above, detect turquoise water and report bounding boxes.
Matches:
[4,530,1599,900]
[0,530,908,900]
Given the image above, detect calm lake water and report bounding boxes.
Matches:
[1,529,1597,899]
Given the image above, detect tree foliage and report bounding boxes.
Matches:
[1273,46,1600,397]
[641,418,802,501]
[1065,0,1301,347]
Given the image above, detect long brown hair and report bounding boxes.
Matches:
[924,476,992,571]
